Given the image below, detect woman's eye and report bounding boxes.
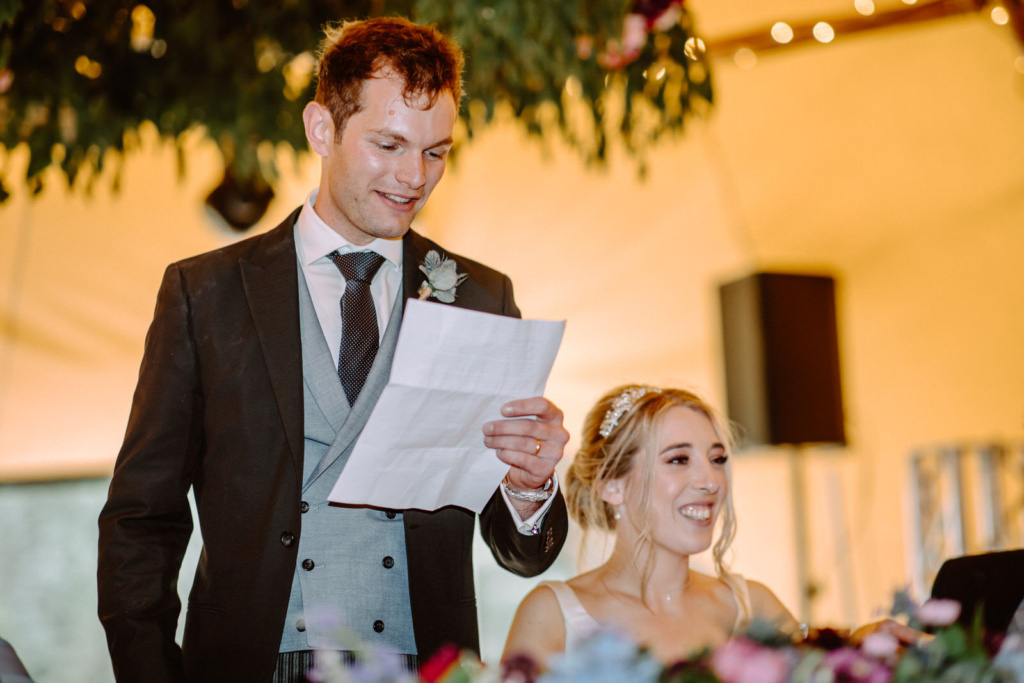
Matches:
[669,455,689,465]
[712,454,729,465]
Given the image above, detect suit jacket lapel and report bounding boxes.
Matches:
[402,230,430,303]
[403,229,487,313]
[297,264,350,436]
[239,208,305,478]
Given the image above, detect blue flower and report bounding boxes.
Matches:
[539,628,662,683]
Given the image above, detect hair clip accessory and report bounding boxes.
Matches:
[599,386,660,438]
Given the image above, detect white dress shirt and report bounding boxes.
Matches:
[293,190,555,533]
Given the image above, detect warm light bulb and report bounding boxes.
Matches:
[74,55,102,79]
[771,22,794,44]
[684,36,706,60]
[564,75,582,97]
[130,4,156,52]
[734,47,757,70]
[991,6,1010,25]
[854,0,875,15]
[813,22,835,43]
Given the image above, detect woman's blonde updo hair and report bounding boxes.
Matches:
[565,384,739,588]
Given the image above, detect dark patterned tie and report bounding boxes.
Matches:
[328,250,386,405]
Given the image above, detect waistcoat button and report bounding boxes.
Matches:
[385,510,397,519]
[300,501,309,513]
[373,620,385,633]
[382,556,394,569]
[301,558,315,571]
[280,532,294,547]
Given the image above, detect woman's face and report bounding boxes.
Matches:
[621,406,729,557]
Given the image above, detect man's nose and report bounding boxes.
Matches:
[396,153,425,188]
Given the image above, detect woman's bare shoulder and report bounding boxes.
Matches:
[745,578,799,630]
[502,583,566,665]
[514,583,564,623]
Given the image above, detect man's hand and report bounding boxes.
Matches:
[483,397,569,515]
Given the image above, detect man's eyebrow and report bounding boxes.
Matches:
[368,129,453,148]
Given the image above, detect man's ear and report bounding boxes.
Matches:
[303,101,335,157]
[599,479,625,507]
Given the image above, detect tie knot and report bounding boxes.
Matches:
[329,251,386,284]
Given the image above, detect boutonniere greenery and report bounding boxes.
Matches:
[417,250,467,303]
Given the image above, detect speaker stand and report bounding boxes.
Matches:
[789,445,814,624]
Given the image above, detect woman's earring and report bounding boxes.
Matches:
[614,505,624,520]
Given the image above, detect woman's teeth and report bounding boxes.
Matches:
[680,505,711,521]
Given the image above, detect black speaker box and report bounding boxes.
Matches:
[719,272,846,446]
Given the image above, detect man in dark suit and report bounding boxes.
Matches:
[97,17,569,683]
[931,549,1024,635]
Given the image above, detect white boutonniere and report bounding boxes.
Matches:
[417,250,467,303]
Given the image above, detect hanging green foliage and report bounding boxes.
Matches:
[0,0,712,218]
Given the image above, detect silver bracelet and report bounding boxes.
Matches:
[501,475,553,503]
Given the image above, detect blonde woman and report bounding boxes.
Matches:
[502,385,798,665]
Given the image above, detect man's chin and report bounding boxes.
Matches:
[357,220,413,243]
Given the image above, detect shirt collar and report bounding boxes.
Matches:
[295,189,403,268]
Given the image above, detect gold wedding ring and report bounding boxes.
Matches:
[533,439,542,455]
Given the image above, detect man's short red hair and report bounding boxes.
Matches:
[314,17,464,137]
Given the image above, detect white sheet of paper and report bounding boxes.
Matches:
[328,299,566,513]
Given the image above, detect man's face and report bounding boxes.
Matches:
[312,72,457,245]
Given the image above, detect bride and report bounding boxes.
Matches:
[502,384,798,665]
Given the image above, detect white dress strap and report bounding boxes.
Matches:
[540,580,601,651]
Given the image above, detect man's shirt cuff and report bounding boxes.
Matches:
[501,472,560,536]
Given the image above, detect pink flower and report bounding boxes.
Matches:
[652,4,682,32]
[711,638,791,683]
[861,632,900,659]
[915,598,961,627]
[621,14,649,56]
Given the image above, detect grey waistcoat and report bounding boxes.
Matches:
[279,265,416,654]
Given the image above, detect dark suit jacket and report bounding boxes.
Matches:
[931,549,1024,634]
[97,209,568,682]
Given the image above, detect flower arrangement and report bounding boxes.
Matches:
[311,593,1024,683]
[0,0,712,216]
[417,250,468,303]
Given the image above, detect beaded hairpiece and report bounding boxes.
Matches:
[598,386,661,438]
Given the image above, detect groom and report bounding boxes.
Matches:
[97,17,569,683]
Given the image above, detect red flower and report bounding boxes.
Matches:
[419,643,461,683]
[631,0,682,25]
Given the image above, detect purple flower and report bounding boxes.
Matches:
[821,647,892,683]
[711,638,791,683]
